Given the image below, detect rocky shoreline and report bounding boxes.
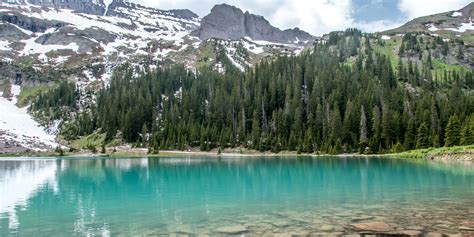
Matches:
[428,151,474,162]
[130,199,474,236]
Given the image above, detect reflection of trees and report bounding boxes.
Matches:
[3,157,474,236]
[58,158,150,184]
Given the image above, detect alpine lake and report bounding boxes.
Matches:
[1,156,474,236]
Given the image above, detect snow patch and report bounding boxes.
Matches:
[428,24,439,32]
[0,85,59,151]
[381,35,391,40]
[225,53,245,72]
[445,21,474,33]
[242,40,264,54]
[452,11,462,17]
[0,40,11,51]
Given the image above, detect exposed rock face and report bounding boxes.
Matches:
[26,0,106,15]
[0,12,66,33]
[0,23,29,41]
[196,4,314,44]
[458,2,474,19]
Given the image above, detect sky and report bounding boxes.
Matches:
[134,0,472,36]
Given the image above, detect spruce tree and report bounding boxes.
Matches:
[445,115,461,147]
[359,105,368,152]
[461,124,473,145]
[416,123,430,149]
[404,118,416,150]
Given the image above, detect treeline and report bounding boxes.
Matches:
[32,30,474,154]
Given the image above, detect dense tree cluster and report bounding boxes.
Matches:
[32,30,474,154]
[30,80,79,124]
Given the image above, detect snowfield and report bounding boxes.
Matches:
[0,85,59,151]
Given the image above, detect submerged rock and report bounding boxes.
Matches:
[214,225,248,234]
[459,226,474,231]
[395,230,423,236]
[351,215,375,222]
[350,222,393,232]
[317,225,334,231]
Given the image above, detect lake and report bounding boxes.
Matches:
[1,156,474,236]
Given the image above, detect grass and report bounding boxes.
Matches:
[389,145,474,159]
[17,85,53,107]
[70,132,106,150]
[196,42,217,69]
[431,59,468,74]
[373,38,401,70]
[460,34,474,46]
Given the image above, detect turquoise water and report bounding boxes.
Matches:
[1,156,474,236]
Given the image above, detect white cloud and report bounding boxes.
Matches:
[268,0,353,36]
[132,0,473,36]
[134,0,353,36]
[398,0,472,20]
[354,20,405,33]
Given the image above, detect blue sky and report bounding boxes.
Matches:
[136,0,472,35]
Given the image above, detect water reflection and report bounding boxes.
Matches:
[0,159,58,230]
[0,157,473,236]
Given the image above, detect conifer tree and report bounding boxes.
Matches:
[404,118,416,150]
[416,123,430,149]
[445,115,461,147]
[461,124,473,145]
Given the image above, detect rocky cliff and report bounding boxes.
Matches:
[195,4,314,45]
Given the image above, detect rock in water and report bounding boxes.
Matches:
[350,222,393,232]
[214,225,248,234]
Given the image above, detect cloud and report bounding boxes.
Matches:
[134,0,353,36]
[132,0,473,36]
[354,20,405,33]
[269,0,353,36]
[398,0,472,20]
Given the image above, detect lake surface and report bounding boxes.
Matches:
[1,156,474,236]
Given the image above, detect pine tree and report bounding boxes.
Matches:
[460,123,473,145]
[416,123,430,149]
[445,115,461,147]
[404,118,416,150]
[359,105,368,152]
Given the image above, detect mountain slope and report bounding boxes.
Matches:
[384,3,474,45]
[0,1,314,152]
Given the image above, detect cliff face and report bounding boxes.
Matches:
[196,4,314,45]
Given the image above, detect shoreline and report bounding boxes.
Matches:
[0,145,473,161]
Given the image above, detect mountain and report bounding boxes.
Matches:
[0,0,314,152]
[0,1,310,84]
[384,3,474,45]
[1,2,472,154]
[195,4,314,45]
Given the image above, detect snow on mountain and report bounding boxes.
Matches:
[0,0,315,152]
[384,3,474,45]
[0,85,59,152]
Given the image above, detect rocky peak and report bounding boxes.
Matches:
[105,0,198,21]
[458,2,474,19]
[25,0,106,15]
[195,4,314,45]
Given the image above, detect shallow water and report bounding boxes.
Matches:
[0,156,473,236]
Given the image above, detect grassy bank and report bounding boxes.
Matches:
[2,145,473,160]
[388,145,474,160]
